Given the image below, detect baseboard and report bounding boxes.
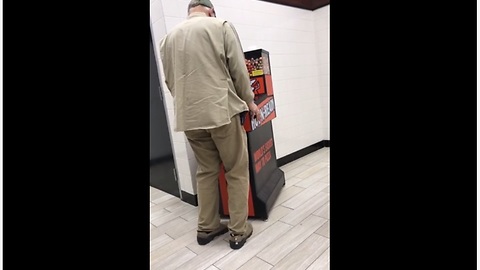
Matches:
[277,140,330,167]
[181,191,198,206]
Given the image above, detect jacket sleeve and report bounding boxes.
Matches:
[159,36,174,96]
[223,21,254,104]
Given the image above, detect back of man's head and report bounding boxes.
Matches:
[188,0,214,10]
[188,0,216,17]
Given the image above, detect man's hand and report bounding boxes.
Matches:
[247,101,262,122]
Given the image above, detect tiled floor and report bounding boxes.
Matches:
[150,147,330,270]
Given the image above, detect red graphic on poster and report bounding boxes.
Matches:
[253,138,274,173]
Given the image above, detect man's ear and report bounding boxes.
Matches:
[208,8,216,17]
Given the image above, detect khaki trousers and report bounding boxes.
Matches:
[184,114,250,234]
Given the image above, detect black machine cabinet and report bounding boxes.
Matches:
[219,49,285,220]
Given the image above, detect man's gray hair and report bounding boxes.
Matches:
[188,0,214,10]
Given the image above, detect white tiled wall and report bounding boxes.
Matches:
[150,0,330,197]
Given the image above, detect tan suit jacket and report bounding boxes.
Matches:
[159,12,254,132]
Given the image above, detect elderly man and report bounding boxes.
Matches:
[159,0,261,249]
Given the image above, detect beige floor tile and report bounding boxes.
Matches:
[306,247,330,270]
[151,204,198,227]
[312,202,329,219]
[305,157,328,166]
[319,154,329,162]
[164,199,191,212]
[150,226,164,241]
[214,222,293,270]
[205,266,221,270]
[172,201,197,212]
[283,176,306,189]
[279,159,304,172]
[282,181,329,209]
[151,196,182,209]
[280,193,329,226]
[178,236,234,270]
[150,229,197,266]
[150,233,174,252]
[150,188,171,202]
[151,247,197,270]
[272,185,304,208]
[150,217,196,239]
[272,234,330,270]
[150,217,190,241]
[150,186,163,197]
[180,207,199,221]
[319,175,329,184]
[150,208,171,223]
[284,164,312,179]
[309,166,329,179]
[238,256,273,270]
[150,202,155,207]
[315,220,329,238]
[149,200,178,222]
[295,172,329,188]
[150,223,156,230]
[165,217,199,239]
[150,193,178,204]
[249,205,292,236]
[149,202,166,215]
[295,162,328,179]
[257,215,328,265]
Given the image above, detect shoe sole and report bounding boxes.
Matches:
[229,229,253,250]
[197,227,229,245]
